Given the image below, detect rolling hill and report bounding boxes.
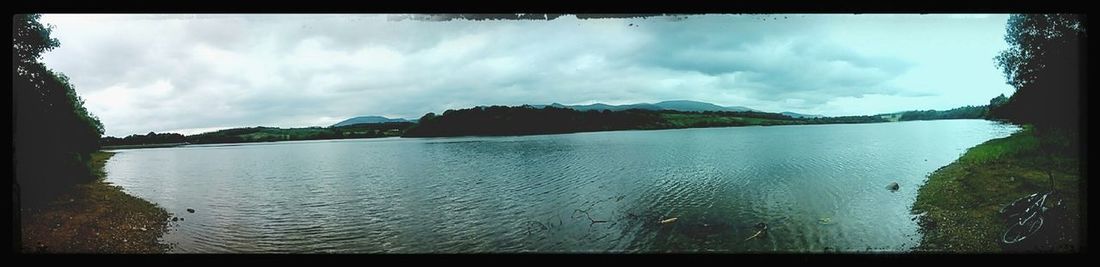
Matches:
[331,116,410,127]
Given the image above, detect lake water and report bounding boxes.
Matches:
[104,120,1019,253]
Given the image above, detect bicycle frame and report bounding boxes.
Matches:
[1013,194,1046,223]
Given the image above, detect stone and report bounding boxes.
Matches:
[887,182,900,192]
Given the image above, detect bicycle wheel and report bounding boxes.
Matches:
[1002,216,1044,244]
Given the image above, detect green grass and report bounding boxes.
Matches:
[912,126,1081,252]
[956,125,1040,164]
[88,151,114,178]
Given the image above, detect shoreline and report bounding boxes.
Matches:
[20,151,171,253]
[402,118,978,138]
[104,119,981,147]
[911,126,1080,252]
[102,142,190,150]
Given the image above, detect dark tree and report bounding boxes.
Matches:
[896,106,989,121]
[14,14,105,204]
[991,14,1085,131]
[988,94,1009,109]
[403,106,670,137]
[13,14,106,251]
[100,132,188,146]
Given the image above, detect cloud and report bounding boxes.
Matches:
[39,14,1012,136]
[632,16,915,106]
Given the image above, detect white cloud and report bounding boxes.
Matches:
[38,14,1015,136]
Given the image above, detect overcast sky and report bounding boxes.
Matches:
[40,14,1015,137]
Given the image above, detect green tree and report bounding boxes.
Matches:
[991,14,1085,130]
[13,14,105,206]
[988,94,1008,108]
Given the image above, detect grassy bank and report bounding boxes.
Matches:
[20,151,171,253]
[912,126,1081,252]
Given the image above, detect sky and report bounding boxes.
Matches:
[38,14,1016,137]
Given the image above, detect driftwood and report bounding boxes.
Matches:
[744,230,765,241]
[744,222,768,241]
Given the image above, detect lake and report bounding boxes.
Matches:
[103,120,1019,253]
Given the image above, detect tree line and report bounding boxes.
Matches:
[988,14,1084,156]
[101,122,417,146]
[14,14,107,251]
[403,105,897,137]
[897,106,988,121]
[404,106,669,137]
[14,14,105,205]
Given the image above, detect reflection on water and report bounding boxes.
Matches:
[104,120,1018,253]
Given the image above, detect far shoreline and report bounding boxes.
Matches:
[102,142,190,150]
[111,119,998,148]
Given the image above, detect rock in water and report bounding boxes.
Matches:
[186,208,195,213]
[887,182,900,192]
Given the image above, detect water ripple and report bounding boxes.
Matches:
[101,120,1019,253]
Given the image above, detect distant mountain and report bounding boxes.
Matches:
[570,102,664,111]
[331,116,410,127]
[653,100,756,112]
[780,112,825,119]
[535,100,758,113]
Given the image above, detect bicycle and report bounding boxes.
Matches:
[999,190,1063,244]
[998,127,1068,246]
